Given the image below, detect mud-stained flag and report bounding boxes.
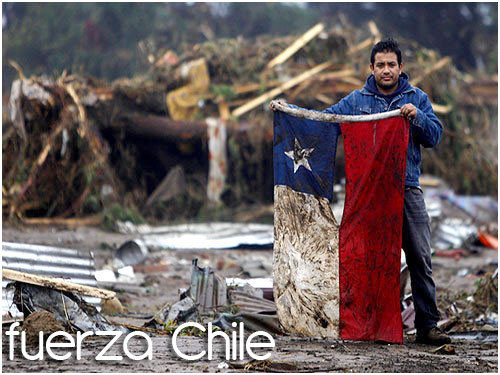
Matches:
[273,110,409,344]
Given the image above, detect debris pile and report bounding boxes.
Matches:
[2,21,497,224]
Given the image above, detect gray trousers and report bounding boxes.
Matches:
[402,187,440,332]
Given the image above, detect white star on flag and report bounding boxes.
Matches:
[284,138,314,173]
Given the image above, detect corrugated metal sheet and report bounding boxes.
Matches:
[2,242,100,319]
[229,290,276,314]
[117,222,273,250]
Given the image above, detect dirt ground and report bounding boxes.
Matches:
[2,224,498,373]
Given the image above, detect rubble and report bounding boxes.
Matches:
[115,222,273,250]
[1,16,498,373]
[2,241,103,319]
[22,311,65,346]
[2,21,496,224]
[10,282,124,333]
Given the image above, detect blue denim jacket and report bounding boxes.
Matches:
[289,77,443,187]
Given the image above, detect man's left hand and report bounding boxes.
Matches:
[400,104,417,120]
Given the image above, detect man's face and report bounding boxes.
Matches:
[370,51,402,92]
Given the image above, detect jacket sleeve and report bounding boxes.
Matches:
[411,91,443,148]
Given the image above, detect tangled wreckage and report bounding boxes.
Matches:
[3,21,497,223]
[2,21,498,372]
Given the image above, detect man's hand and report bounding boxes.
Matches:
[269,99,287,112]
[400,103,417,120]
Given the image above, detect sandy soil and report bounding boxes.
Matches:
[2,224,498,373]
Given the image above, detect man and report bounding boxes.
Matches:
[270,38,450,345]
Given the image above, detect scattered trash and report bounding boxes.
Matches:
[401,300,415,330]
[228,359,299,372]
[11,282,125,333]
[226,277,274,300]
[116,265,137,283]
[94,269,117,283]
[145,258,227,329]
[2,242,101,319]
[478,232,498,250]
[240,259,273,278]
[213,312,281,334]
[432,219,477,250]
[431,344,456,355]
[114,239,148,267]
[217,362,229,369]
[228,290,276,314]
[190,259,227,311]
[448,331,498,342]
[440,191,498,223]
[434,249,467,259]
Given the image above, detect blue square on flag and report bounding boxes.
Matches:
[273,111,340,201]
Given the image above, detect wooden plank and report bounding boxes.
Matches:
[2,268,116,300]
[267,23,324,69]
[233,81,281,94]
[368,21,381,40]
[347,38,373,55]
[232,61,332,118]
[22,215,104,227]
[317,69,357,81]
[431,102,452,114]
[411,57,452,86]
[315,93,334,105]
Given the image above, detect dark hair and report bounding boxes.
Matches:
[370,38,402,65]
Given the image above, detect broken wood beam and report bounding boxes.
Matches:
[317,69,357,81]
[267,23,325,69]
[2,268,116,300]
[347,38,373,55]
[411,57,452,86]
[431,103,452,114]
[315,93,334,105]
[232,61,332,118]
[232,81,281,95]
[21,215,104,227]
[368,21,381,41]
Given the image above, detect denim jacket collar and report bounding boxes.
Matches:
[360,86,416,96]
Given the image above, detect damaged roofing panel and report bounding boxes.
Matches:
[2,242,100,319]
[118,222,273,250]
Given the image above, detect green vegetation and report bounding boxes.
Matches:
[3,3,497,93]
[103,203,145,231]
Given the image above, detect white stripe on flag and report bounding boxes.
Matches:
[273,184,340,338]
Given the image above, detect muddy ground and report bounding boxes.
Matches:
[2,224,498,373]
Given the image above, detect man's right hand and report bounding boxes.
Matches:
[269,99,287,112]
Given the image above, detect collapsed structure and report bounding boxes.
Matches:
[2,21,497,224]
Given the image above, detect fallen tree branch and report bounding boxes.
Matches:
[271,100,401,123]
[2,268,116,300]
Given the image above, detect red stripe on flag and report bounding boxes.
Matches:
[339,117,409,343]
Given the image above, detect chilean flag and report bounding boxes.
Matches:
[273,110,409,343]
